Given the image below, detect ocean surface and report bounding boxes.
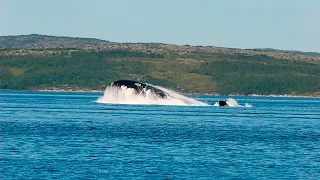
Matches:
[1,90,320,179]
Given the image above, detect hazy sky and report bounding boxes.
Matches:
[1,0,319,52]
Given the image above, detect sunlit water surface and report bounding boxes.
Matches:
[1,91,319,179]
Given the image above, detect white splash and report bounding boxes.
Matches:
[213,98,252,107]
[96,85,208,106]
[226,98,240,107]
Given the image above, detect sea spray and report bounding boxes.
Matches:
[213,98,253,107]
[96,85,208,106]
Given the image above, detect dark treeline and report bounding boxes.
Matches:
[1,50,319,95]
[192,54,320,95]
[1,50,163,90]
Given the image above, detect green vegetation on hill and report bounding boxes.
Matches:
[0,34,108,49]
[1,34,319,96]
[252,48,320,57]
[1,48,320,96]
[194,54,320,95]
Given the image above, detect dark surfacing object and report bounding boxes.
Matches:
[218,100,228,106]
[111,80,167,98]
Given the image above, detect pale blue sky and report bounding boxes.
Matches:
[1,0,319,52]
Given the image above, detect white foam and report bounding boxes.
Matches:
[226,98,240,107]
[213,98,253,107]
[244,103,253,107]
[96,84,252,107]
[96,85,208,106]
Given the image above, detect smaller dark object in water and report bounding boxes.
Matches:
[218,100,228,106]
[110,80,167,98]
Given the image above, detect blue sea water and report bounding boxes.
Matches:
[1,91,319,179]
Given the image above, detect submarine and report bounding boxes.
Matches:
[110,80,168,98]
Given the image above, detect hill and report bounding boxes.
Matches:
[1,34,319,65]
[0,34,319,96]
[0,34,108,49]
[252,48,320,57]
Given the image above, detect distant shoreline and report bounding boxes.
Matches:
[1,89,319,98]
[37,89,103,93]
